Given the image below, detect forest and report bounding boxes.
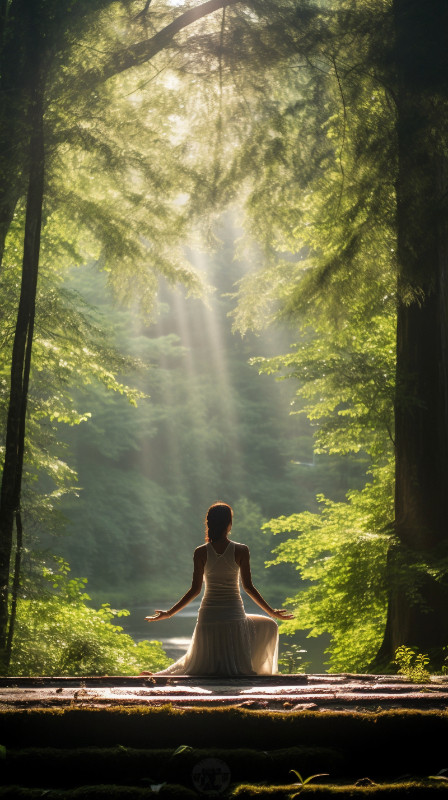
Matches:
[0,0,447,676]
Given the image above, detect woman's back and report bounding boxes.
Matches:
[143,501,292,676]
[200,541,246,623]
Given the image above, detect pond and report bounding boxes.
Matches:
[121,599,202,661]
[121,593,328,671]
[121,593,274,661]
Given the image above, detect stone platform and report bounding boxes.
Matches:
[1,673,448,711]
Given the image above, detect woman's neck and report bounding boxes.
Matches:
[210,535,230,553]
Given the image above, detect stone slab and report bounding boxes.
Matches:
[1,674,448,711]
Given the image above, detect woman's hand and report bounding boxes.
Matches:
[271,608,294,620]
[145,609,171,621]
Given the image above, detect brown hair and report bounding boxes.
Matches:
[205,502,233,542]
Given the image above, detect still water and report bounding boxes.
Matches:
[121,595,267,661]
[122,600,201,660]
[120,595,327,671]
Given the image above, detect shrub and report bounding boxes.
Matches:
[10,559,172,676]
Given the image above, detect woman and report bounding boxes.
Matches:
[143,501,293,676]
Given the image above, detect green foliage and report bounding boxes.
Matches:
[394,646,431,684]
[1,0,221,552]
[172,746,194,756]
[265,464,393,672]
[0,0,406,673]
[251,309,395,465]
[278,643,309,675]
[53,238,354,606]
[10,558,171,676]
[289,770,329,797]
[0,212,149,543]
[215,1,399,670]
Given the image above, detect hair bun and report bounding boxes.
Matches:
[205,502,233,542]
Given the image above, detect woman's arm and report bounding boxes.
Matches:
[145,546,205,622]
[238,544,294,621]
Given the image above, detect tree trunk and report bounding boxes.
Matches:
[0,0,37,270]
[0,0,245,672]
[5,510,23,671]
[374,0,448,669]
[0,85,44,672]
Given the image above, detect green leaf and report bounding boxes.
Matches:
[172,745,193,756]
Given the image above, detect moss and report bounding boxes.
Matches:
[1,706,447,749]
[1,707,448,785]
[0,787,197,799]
[1,782,448,799]
[1,745,343,788]
[231,783,448,798]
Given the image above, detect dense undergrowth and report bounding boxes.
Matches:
[10,560,171,676]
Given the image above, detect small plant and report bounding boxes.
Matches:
[429,769,448,783]
[289,769,329,797]
[394,645,431,683]
[279,643,309,674]
[441,646,448,675]
[172,745,193,756]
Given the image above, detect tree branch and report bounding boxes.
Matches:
[84,0,243,86]
[134,0,153,21]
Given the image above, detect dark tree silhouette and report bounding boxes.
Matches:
[374,0,448,667]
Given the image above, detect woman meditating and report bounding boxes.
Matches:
[143,501,293,676]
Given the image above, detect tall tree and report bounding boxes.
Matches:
[3,0,448,672]
[0,0,48,672]
[0,0,242,671]
[374,0,448,666]
[225,0,448,667]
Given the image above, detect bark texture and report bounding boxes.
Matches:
[0,85,44,670]
[374,0,448,667]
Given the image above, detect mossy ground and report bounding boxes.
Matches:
[1,783,448,798]
[1,705,447,797]
[232,785,448,798]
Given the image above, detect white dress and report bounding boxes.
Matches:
[153,541,279,676]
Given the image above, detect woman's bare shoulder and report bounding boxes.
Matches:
[233,542,249,561]
[194,544,208,562]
